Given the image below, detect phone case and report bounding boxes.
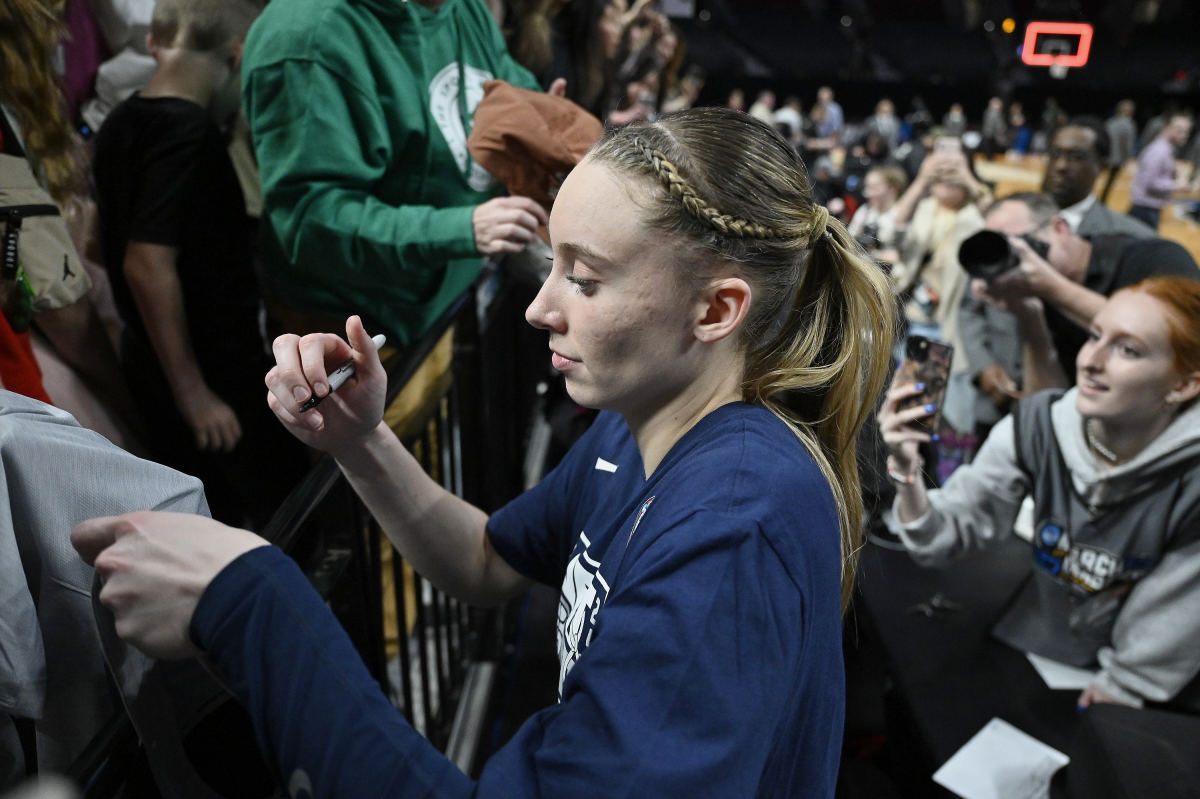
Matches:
[895,335,954,433]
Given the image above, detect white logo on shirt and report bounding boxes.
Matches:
[428,63,498,192]
[557,532,609,699]
[554,497,654,698]
[594,457,619,473]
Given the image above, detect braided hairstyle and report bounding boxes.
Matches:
[589,107,897,608]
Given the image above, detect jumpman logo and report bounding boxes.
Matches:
[62,254,74,280]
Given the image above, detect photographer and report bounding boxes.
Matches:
[964,193,1198,395]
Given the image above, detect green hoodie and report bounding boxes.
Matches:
[242,0,538,346]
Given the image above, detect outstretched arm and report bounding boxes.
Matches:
[73,504,814,798]
[264,316,529,606]
[879,377,1030,561]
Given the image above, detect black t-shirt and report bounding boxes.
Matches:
[92,95,263,384]
[1046,233,1200,379]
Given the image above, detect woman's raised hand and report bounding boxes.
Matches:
[265,315,388,455]
[877,378,936,471]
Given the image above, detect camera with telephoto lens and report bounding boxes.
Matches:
[957,230,1051,280]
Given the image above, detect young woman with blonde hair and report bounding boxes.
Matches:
[73,107,896,797]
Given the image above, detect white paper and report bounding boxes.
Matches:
[1026,652,1098,690]
[933,717,1069,799]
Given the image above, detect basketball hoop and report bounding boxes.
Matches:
[1021,21,1093,80]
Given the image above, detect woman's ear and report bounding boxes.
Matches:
[1167,371,1200,406]
[694,277,751,344]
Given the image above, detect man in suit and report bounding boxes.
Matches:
[1042,117,1155,238]
[968,193,1198,398]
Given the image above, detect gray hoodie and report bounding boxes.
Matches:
[896,388,1200,707]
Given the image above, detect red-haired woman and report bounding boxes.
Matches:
[880,275,1200,710]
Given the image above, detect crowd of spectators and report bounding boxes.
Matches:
[3,0,1200,796]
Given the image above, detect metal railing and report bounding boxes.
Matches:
[68,267,543,793]
[261,268,538,759]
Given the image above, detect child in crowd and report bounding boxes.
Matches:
[91,0,304,528]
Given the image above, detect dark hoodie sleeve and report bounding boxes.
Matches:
[191,500,819,798]
[191,547,476,798]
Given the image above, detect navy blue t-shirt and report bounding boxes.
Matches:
[192,402,845,797]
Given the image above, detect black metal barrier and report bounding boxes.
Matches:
[259,267,541,761]
[67,267,545,793]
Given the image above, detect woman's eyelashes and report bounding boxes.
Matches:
[565,274,598,294]
[1088,329,1143,359]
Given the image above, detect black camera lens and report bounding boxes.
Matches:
[959,230,1053,281]
[958,230,1016,280]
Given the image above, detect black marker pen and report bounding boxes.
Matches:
[299,333,386,412]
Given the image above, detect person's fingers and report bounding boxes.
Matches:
[297,333,346,399]
[1007,235,1038,261]
[547,77,567,97]
[501,223,536,243]
[344,315,385,381]
[71,515,130,566]
[266,389,291,424]
[345,314,371,354]
[526,200,550,226]
[486,239,525,255]
[885,381,929,405]
[881,400,939,434]
[499,196,549,226]
[266,384,322,432]
[486,217,537,241]
[506,195,548,218]
[897,403,938,424]
[883,429,933,448]
[512,210,542,232]
[195,425,210,451]
[878,385,916,425]
[269,334,314,408]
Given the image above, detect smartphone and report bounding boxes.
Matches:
[895,335,954,433]
[933,136,962,155]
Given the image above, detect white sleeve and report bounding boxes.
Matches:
[1092,523,1200,706]
[895,414,1030,565]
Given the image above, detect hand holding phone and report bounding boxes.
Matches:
[893,335,954,434]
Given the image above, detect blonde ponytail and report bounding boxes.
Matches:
[591,107,897,608]
[744,215,897,609]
